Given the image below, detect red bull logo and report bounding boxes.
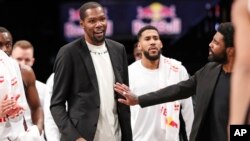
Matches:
[132,2,181,35]
[169,120,178,128]
[137,2,176,21]
[166,117,178,128]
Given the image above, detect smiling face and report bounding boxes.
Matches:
[208,32,228,64]
[138,29,162,61]
[80,7,107,45]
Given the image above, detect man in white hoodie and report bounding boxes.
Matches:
[128,25,194,141]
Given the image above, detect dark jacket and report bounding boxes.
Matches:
[139,62,222,141]
[50,38,132,141]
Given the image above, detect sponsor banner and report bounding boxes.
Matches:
[60,1,219,42]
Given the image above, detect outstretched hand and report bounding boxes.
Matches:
[114,82,139,106]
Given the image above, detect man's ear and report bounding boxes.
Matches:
[137,42,142,50]
[227,47,235,56]
[80,20,84,29]
[30,58,35,67]
[160,40,163,49]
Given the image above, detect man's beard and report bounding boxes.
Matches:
[208,50,227,64]
[143,50,161,61]
[92,29,106,44]
[93,35,105,43]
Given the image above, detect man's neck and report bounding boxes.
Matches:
[141,58,159,70]
[222,60,234,73]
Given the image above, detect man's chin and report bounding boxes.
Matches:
[208,56,215,62]
[94,37,105,43]
[208,58,227,64]
[147,55,160,61]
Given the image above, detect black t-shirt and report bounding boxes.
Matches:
[198,69,230,141]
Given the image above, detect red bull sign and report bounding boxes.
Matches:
[60,1,219,42]
[132,2,181,35]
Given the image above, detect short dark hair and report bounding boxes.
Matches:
[217,22,234,48]
[137,25,160,40]
[0,26,13,42]
[0,26,10,33]
[79,2,103,20]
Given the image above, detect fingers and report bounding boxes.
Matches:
[114,83,126,94]
[121,84,130,91]
[14,94,20,101]
[2,100,16,112]
[115,82,139,106]
[118,98,129,105]
[6,106,24,118]
[16,104,24,110]
[8,110,22,119]
[3,94,8,100]
[114,82,129,93]
[0,95,21,117]
[114,86,123,93]
[114,83,134,100]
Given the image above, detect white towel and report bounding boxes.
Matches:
[0,50,41,141]
[158,55,189,140]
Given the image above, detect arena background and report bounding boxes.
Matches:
[0,0,232,82]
